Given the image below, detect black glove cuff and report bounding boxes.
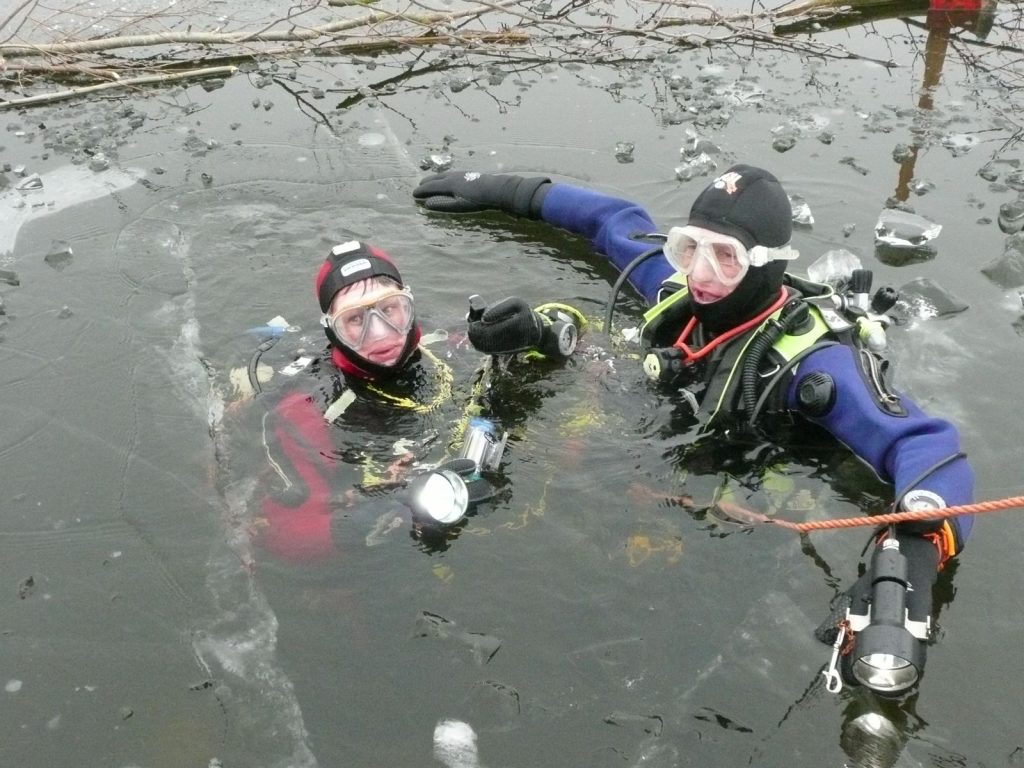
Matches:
[512,177,551,218]
[527,180,552,219]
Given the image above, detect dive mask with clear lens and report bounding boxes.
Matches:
[322,288,415,349]
[664,225,799,286]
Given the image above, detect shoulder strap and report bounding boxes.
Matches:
[640,273,693,347]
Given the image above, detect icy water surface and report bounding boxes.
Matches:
[2,8,1024,768]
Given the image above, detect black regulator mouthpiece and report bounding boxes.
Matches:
[643,346,688,383]
[405,417,507,527]
[871,285,899,315]
[467,294,487,323]
[823,537,931,697]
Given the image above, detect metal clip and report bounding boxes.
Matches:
[823,623,847,694]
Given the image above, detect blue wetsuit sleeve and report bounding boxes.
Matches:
[786,344,974,546]
[539,183,676,305]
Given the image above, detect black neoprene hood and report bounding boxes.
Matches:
[316,240,403,313]
[686,165,793,249]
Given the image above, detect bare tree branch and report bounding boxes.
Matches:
[0,64,237,109]
[0,0,1013,109]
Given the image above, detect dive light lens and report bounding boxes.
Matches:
[851,653,919,694]
[408,469,469,525]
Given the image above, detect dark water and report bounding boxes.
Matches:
[2,7,1023,768]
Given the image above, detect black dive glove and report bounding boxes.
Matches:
[466,296,578,359]
[413,171,551,217]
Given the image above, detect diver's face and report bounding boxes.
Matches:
[327,278,413,367]
[664,226,746,305]
[685,249,740,305]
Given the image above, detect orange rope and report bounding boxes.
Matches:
[714,495,1024,533]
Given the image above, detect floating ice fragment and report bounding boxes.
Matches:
[998,199,1024,234]
[631,737,681,767]
[892,277,968,321]
[978,165,999,182]
[771,125,797,153]
[420,153,453,172]
[5,679,22,693]
[414,611,501,664]
[680,130,720,159]
[874,208,941,247]
[717,82,765,106]
[940,133,978,157]
[357,132,386,147]
[806,249,862,287]
[662,110,688,125]
[911,179,935,196]
[675,153,717,181]
[614,142,635,164]
[462,679,520,731]
[44,240,73,271]
[892,143,914,163]
[16,173,43,191]
[697,64,725,79]
[981,232,1024,288]
[667,74,692,92]
[1005,169,1024,192]
[789,195,814,227]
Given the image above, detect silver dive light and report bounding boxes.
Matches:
[406,418,507,527]
[823,537,930,696]
[406,469,470,525]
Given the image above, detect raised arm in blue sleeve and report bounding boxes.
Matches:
[539,183,676,304]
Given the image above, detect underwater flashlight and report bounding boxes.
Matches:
[405,418,507,527]
[459,417,508,472]
[406,469,469,525]
[846,538,930,695]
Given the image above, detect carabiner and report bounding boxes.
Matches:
[822,623,847,694]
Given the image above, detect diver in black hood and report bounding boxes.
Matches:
[413,164,975,697]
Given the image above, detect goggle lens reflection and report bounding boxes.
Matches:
[325,289,414,349]
[664,227,751,286]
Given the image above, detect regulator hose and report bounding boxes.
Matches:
[740,300,807,416]
[248,336,281,395]
[604,237,666,335]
